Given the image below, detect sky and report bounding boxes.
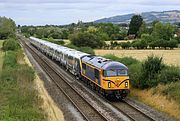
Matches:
[0,0,180,25]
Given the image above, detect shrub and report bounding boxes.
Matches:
[132,40,147,49]
[158,66,180,84]
[79,47,95,55]
[3,51,17,69]
[2,38,20,51]
[128,63,142,88]
[103,54,139,66]
[121,42,131,49]
[65,44,79,50]
[140,55,165,88]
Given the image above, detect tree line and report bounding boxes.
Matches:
[20,15,180,50]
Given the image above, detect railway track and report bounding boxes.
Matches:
[111,100,155,121]
[19,37,109,121]
[18,35,167,121]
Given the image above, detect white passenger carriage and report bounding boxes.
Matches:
[29,37,89,76]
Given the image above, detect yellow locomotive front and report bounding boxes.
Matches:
[101,67,130,99]
[81,56,130,100]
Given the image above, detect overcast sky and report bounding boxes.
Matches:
[0,0,179,25]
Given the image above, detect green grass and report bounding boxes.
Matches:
[0,39,46,121]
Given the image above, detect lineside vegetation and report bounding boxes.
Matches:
[103,54,180,102]
[0,38,46,120]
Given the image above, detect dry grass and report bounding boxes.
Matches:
[95,49,180,66]
[130,87,180,121]
[23,52,64,121]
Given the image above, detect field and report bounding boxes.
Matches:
[95,49,180,66]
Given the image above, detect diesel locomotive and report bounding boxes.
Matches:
[29,37,130,99]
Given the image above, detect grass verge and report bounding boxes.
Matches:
[0,40,46,120]
[130,85,180,120]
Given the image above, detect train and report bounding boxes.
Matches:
[29,37,130,100]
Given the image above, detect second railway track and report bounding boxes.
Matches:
[111,100,155,121]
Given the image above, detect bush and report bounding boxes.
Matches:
[65,44,79,50]
[65,44,95,55]
[121,42,131,49]
[128,63,142,88]
[158,66,180,84]
[3,51,17,69]
[2,38,20,51]
[45,37,65,45]
[79,47,95,55]
[140,55,165,88]
[131,40,147,49]
[103,54,139,66]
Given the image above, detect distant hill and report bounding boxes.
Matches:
[94,10,180,24]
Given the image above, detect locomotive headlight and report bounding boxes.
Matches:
[125,82,128,87]
[108,82,111,88]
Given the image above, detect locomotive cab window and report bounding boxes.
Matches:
[103,69,128,77]
[117,69,128,76]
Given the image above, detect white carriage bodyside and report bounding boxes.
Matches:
[29,37,89,75]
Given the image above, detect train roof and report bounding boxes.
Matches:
[30,36,89,59]
[68,50,89,59]
[82,56,128,70]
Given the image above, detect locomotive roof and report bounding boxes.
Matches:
[82,56,128,70]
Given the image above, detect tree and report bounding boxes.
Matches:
[128,15,143,37]
[138,21,149,37]
[0,17,16,39]
[69,31,105,48]
[152,22,175,41]
[97,23,120,40]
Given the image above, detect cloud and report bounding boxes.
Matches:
[0,0,179,25]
